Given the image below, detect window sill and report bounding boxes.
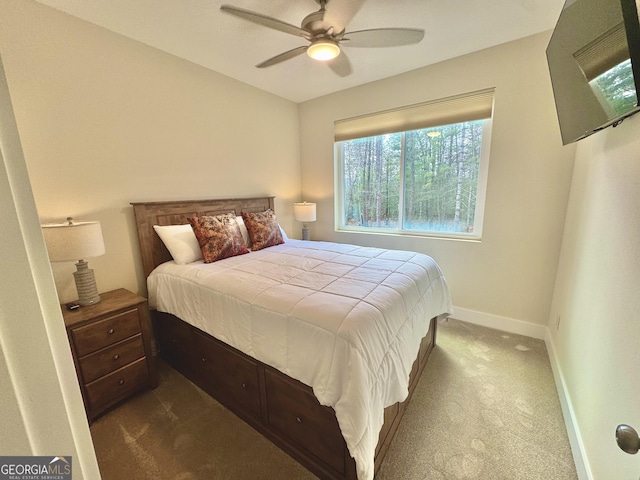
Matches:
[335,227,482,243]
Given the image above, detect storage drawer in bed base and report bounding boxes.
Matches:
[152,310,438,480]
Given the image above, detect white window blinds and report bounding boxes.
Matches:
[334,87,495,142]
[573,23,629,81]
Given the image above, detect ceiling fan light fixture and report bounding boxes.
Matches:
[307,39,340,61]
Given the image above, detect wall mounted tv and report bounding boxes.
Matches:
[547,0,640,145]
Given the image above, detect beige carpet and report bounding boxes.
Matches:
[90,319,577,479]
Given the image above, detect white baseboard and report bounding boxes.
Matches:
[544,331,592,480]
[448,305,590,479]
[449,306,547,339]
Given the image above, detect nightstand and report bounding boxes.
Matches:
[62,288,157,422]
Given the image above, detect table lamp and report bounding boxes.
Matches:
[42,217,106,306]
[293,202,316,241]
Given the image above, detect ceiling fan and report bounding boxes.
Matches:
[220,0,425,76]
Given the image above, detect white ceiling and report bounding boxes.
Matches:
[35,0,565,103]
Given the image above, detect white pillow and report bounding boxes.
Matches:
[235,216,251,247]
[153,224,202,264]
[279,225,289,241]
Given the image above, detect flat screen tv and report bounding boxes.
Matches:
[547,0,640,145]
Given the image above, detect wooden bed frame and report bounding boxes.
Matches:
[131,196,439,480]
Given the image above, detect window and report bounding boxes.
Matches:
[574,23,638,116]
[335,89,494,239]
[590,59,637,116]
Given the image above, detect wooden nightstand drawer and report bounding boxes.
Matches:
[72,308,141,356]
[79,334,146,384]
[85,357,150,411]
[63,288,157,422]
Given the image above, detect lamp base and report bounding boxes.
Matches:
[301,226,310,241]
[73,260,101,306]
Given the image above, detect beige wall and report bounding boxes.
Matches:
[299,32,576,328]
[0,0,301,303]
[548,113,640,478]
[0,51,100,478]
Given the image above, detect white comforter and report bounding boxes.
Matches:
[147,239,452,480]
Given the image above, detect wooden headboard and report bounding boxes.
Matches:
[131,196,275,278]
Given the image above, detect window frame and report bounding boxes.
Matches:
[334,115,492,241]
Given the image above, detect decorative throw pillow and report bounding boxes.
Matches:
[242,209,284,251]
[188,213,249,263]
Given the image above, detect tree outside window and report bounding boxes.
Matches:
[337,119,490,239]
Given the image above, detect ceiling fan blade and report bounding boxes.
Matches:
[256,46,308,68]
[328,51,352,77]
[220,5,309,38]
[324,0,367,33]
[342,28,425,48]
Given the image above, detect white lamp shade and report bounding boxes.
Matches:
[42,220,105,262]
[294,202,317,223]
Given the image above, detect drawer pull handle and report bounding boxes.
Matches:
[296,416,303,424]
[113,354,120,361]
[118,379,125,386]
[241,382,247,389]
[201,357,207,363]
[107,328,115,335]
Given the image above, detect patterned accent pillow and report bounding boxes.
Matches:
[188,213,249,263]
[242,209,284,251]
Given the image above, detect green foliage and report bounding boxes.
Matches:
[592,59,638,116]
[340,120,485,234]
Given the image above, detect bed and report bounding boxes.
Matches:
[131,196,452,480]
